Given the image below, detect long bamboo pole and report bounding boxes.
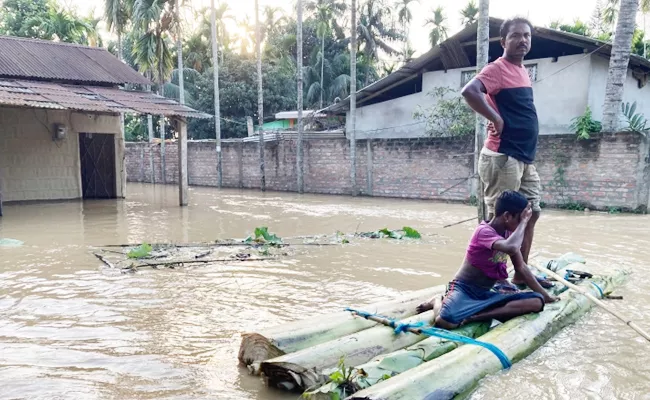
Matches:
[529,263,650,342]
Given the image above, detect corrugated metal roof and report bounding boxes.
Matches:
[325,17,650,114]
[0,79,211,119]
[0,36,151,86]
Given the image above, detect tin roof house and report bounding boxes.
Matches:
[0,36,209,215]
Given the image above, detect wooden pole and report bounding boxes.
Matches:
[529,263,650,342]
[178,118,188,206]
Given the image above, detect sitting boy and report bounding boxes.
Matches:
[419,190,558,329]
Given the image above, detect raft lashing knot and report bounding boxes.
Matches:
[345,308,512,369]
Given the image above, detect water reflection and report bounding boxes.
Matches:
[0,183,648,399]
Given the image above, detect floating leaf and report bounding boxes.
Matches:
[402,226,421,239]
[127,243,152,259]
[329,371,345,385]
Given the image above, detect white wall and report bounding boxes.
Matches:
[588,55,650,127]
[348,54,593,139]
[0,107,123,202]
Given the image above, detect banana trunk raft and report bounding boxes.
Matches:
[238,260,628,400]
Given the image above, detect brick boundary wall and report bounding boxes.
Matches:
[125,132,650,212]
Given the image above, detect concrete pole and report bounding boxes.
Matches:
[178,118,188,206]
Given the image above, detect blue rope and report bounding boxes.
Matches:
[345,308,512,369]
[591,282,605,299]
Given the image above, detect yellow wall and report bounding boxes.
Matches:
[0,107,124,202]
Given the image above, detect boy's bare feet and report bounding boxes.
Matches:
[416,294,442,314]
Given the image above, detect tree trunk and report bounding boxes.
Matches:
[176,0,185,107]
[475,0,489,222]
[261,310,436,391]
[350,0,358,196]
[147,114,155,184]
[349,271,628,399]
[211,0,223,188]
[238,286,441,374]
[255,0,266,191]
[320,33,325,109]
[297,0,305,193]
[117,31,123,62]
[304,322,490,400]
[602,0,639,132]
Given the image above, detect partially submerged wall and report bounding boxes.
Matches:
[0,107,124,203]
[125,132,649,211]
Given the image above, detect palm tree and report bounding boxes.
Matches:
[297,0,305,193]
[602,0,639,131]
[210,0,223,188]
[198,3,233,62]
[604,0,619,29]
[236,16,256,55]
[395,0,418,62]
[41,8,97,44]
[262,6,288,42]
[475,0,489,221]
[460,0,479,27]
[425,6,448,47]
[183,33,210,72]
[307,0,347,108]
[350,0,358,196]
[255,0,265,191]
[357,0,403,85]
[104,0,129,58]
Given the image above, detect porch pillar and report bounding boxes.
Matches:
[177,118,188,206]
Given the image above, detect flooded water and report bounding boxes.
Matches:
[0,183,649,400]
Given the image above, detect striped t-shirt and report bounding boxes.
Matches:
[475,57,539,164]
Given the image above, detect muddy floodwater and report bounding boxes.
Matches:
[1,183,649,400]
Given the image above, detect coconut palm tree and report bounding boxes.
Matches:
[183,33,210,72]
[306,0,347,108]
[475,0,489,221]
[357,0,403,84]
[350,0,358,195]
[602,0,639,131]
[262,6,288,42]
[236,16,256,55]
[425,6,448,47]
[297,0,304,193]
[396,0,418,62]
[198,3,233,62]
[460,0,479,27]
[255,0,265,191]
[104,0,129,58]
[604,0,619,29]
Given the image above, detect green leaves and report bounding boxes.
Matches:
[622,101,650,135]
[244,227,283,245]
[127,243,153,259]
[570,106,602,140]
[359,227,421,240]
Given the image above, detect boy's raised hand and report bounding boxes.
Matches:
[521,204,533,223]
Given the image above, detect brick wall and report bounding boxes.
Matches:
[125,132,650,211]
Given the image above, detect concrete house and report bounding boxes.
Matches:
[325,18,650,139]
[0,36,209,215]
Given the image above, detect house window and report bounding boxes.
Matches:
[525,64,538,82]
[460,70,476,87]
[460,64,538,87]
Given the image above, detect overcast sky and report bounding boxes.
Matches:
[65,0,645,56]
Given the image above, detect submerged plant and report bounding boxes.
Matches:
[127,243,153,259]
[358,227,421,240]
[244,227,283,245]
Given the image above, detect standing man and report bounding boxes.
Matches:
[461,17,547,287]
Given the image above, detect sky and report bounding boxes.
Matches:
[65,0,644,57]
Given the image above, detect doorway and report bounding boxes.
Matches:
[79,133,117,199]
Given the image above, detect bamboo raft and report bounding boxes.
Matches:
[238,257,630,399]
